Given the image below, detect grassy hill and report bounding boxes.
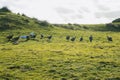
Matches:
[0,8,120,32]
[0,11,52,31]
[0,8,120,80]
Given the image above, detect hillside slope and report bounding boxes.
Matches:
[0,11,51,31]
[0,6,120,32]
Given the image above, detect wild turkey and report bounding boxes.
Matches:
[12,36,20,42]
[66,35,70,41]
[80,37,83,41]
[40,34,44,39]
[89,35,93,42]
[47,35,52,40]
[6,34,13,41]
[107,36,113,41]
[29,32,37,39]
[71,37,76,42]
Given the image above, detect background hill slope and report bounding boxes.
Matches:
[0,7,120,32]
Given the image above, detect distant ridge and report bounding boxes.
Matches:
[0,7,120,31]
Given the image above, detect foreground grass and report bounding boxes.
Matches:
[0,28,120,80]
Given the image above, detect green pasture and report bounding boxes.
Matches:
[0,28,120,80]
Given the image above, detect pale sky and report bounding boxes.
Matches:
[0,0,120,24]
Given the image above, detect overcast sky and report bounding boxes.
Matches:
[0,0,120,24]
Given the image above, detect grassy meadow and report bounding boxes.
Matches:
[0,27,120,80]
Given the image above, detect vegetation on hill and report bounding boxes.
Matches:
[0,7,52,31]
[0,7,120,32]
[54,23,120,32]
[112,18,120,23]
[0,6,11,13]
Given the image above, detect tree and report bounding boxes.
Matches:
[112,18,120,23]
[0,7,11,12]
[39,20,50,26]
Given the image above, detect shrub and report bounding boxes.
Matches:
[39,20,50,26]
[112,18,120,23]
[0,6,11,13]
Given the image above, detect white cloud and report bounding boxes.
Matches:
[95,10,120,19]
[0,0,120,24]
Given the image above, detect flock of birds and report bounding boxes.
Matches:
[66,35,112,42]
[6,32,113,44]
[6,33,53,44]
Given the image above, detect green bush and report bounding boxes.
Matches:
[0,7,11,13]
[112,18,120,23]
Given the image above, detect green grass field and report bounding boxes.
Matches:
[0,27,120,80]
[0,9,120,80]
